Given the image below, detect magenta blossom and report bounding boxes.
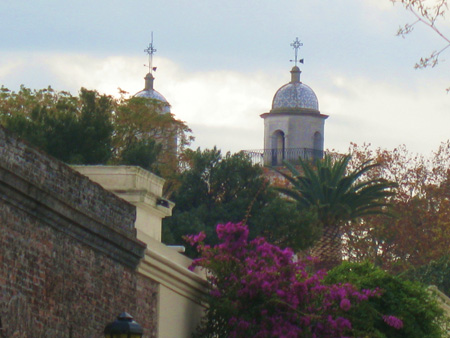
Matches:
[382,315,404,329]
[188,222,383,338]
[340,298,352,311]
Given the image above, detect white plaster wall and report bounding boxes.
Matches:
[72,165,172,242]
[263,115,290,150]
[158,284,204,338]
[263,114,325,151]
[135,207,162,242]
[287,115,325,150]
[138,232,206,338]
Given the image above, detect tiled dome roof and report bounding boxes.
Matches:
[272,66,318,111]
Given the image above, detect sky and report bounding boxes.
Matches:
[1,0,449,157]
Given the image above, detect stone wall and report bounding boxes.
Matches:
[0,127,158,338]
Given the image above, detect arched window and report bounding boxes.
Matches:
[271,130,285,166]
[313,132,323,159]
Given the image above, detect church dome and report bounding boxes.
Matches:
[134,73,170,113]
[272,66,318,111]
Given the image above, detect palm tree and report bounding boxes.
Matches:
[276,154,396,270]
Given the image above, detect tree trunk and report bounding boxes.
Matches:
[310,224,342,271]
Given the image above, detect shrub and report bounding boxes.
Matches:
[325,261,447,338]
[187,223,404,338]
[402,255,450,297]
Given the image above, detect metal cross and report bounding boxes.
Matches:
[144,32,157,74]
[290,37,303,66]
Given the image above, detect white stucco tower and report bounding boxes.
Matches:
[261,39,328,165]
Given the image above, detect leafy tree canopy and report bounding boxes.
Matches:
[0,85,192,182]
[326,261,447,338]
[343,143,450,274]
[402,254,450,297]
[162,147,321,256]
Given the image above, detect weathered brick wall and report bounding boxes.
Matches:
[0,127,136,235]
[0,127,158,338]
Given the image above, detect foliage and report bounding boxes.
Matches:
[0,85,114,164]
[326,261,447,338]
[275,154,396,269]
[276,154,396,228]
[162,148,320,257]
[120,138,162,173]
[0,86,192,182]
[250,197,322,252]
[402,255,450,296]
[113,95,192,180]
[343,143,450,273]
[187,223,405,338]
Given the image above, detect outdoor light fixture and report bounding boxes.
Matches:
[156,198,170,208]
[104,312,143,338]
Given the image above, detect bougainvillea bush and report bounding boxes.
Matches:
[187,222,407,338]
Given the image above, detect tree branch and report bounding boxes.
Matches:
[392,0,450,90]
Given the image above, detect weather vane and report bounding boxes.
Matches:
[290,37,304,66]
[144,32,157,74]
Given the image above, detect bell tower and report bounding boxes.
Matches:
[260,38,328,165]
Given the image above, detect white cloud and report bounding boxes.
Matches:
[364,0,396,11]
[1,51,449,157]
[0,54,25,79]
[319,74,450,155]
[0,52,272,152]
[41,53,144,95]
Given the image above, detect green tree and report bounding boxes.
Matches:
[120,138,162,173]
[76,88,114,164]
[162,147,320,257]
[112,95,192,181]
[276,154,396,270]
[0,86,114,164]
[326,261,447,338]
[402,255,450,298]
[343,143,450,274]
[0,86,192,184]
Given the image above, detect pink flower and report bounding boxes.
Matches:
[185,222,379,338]
[184,231,206,245]
[382,315,404,329]
[339,298,351,311]
[210,289,222,297]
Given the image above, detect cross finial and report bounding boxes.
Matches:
[144,32,157,74]
[290,37,304,66]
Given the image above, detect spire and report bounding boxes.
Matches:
[290,37,304,67]
[289,37,305,83]
[143,32,157,90]
[144,32,157,75]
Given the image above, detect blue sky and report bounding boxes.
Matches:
[1,0,449,155]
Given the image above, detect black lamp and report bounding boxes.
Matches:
[104,312,143,338]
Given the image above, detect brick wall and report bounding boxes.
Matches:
[0,127,157,338]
